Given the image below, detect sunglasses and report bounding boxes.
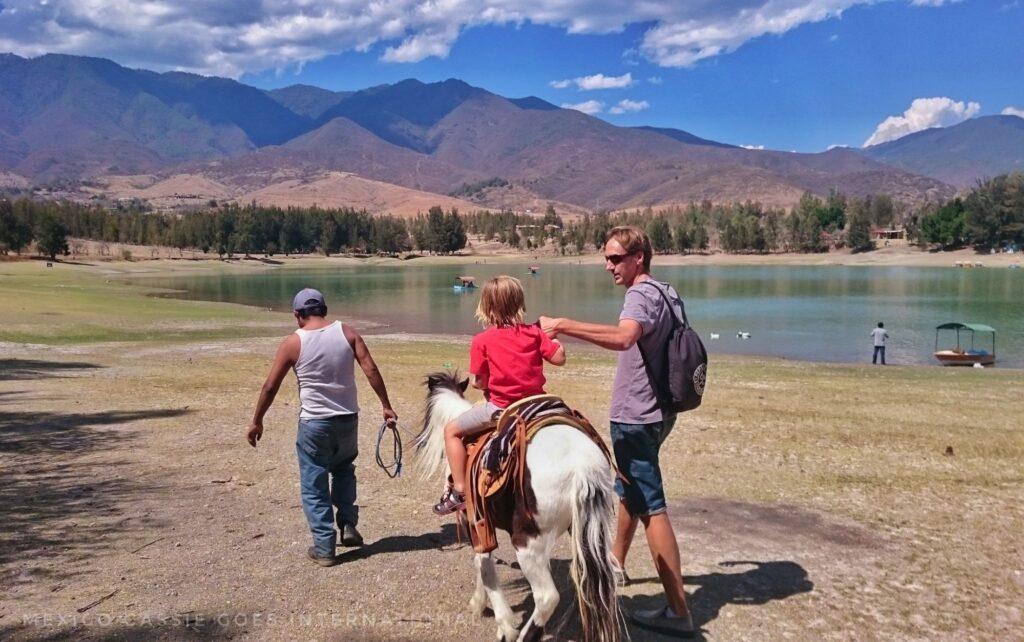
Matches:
[604,252,635,265]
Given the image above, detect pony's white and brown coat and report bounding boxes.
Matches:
[415,372,622,642]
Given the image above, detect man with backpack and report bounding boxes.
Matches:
[540,226,701,638]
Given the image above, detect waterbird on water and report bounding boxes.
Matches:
[737,332,751,340]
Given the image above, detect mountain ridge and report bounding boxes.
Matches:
[860,115,1024,187]
[0,52,963,211]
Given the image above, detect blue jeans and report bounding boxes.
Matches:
[611,414,676,517]
[873,346,886,365]
[296,414,359,555]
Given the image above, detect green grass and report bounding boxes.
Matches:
[0,261,290,344]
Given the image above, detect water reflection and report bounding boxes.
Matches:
[127,264,1024,368]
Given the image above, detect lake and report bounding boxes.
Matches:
[129,263,1024,368]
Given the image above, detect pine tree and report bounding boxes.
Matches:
[846,208,874,253]
[646,217,672,252]
[34,213,68,260]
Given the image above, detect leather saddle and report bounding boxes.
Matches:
[461,395,615,553]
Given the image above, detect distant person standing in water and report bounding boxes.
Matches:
[246,288,397,567]
[871,322,889,365]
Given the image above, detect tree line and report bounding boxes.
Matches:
[465,192,893,254]
[4,174,1021,259]
[915,173,1024,251]
[0,200,469,258]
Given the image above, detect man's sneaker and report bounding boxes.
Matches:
[432,486,466,516]
[307,546,338,567]
[627,603,695,639]
[340,523,364,547]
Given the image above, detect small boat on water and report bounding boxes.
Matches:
[453,275,477,291]
[933,322,996,366]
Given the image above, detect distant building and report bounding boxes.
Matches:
[871,227,906,240]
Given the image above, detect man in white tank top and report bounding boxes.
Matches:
[246,288,397,567]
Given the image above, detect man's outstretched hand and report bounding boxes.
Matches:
[246,421,263,447]
[538,316,560,338]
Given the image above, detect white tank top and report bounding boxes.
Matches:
[294,321,359,419]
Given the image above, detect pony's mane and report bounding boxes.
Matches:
[425,370,469,397]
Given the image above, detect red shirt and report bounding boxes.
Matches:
[469,324,560,408]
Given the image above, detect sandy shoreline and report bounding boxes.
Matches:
[6,239,1023,272]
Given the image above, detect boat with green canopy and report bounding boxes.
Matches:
[933,323,996,366]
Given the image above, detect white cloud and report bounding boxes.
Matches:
[910,0,961,5]
[609,99,649,114]
[826,143,848,150]
[647,76,663,85]
[741,144,765,150]
[1002,106,1024,119]
[0,0,962,77]
[381,26,460,63]
[577,72,632,90]
[864,97,981,146]
[551,72,633,91]
[561,100,603,115]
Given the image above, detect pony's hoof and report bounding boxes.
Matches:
[497,625,519,642]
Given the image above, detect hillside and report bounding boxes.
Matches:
[0,53,307,180]
[189,88,951,210]
[266,85,351,119]
[0,53,962,211]
[861,115,1024,187]
[87,170,484,217]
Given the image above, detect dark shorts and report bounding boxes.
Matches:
[611,414,676,517]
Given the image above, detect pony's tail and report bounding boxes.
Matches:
[569,465,623,642]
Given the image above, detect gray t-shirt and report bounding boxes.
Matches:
[871,328,889,347]
[610,279,682,425]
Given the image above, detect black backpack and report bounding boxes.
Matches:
[635,281,708,413]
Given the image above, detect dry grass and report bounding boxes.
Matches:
[88,170,488,217]
[1,263,1021,641]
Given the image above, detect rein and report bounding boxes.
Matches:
[374,421,403,478]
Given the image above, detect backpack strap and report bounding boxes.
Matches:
[632,279,684,406]
[635,280,689,329]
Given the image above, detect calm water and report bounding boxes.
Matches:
[129,264,1024,368]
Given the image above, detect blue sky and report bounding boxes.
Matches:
[2,0,1022,152]
[240,1,1023,152]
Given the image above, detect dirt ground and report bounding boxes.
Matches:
[2,328,1022,641]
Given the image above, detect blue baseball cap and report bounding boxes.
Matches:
[292,288,326,312]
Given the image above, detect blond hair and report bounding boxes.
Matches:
[475,275,526,327]
[606,225,653,272]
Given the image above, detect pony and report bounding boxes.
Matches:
[415,372,622,642]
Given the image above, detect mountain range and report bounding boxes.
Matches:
[860,115,1024,188]
[2,53,1021,214]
